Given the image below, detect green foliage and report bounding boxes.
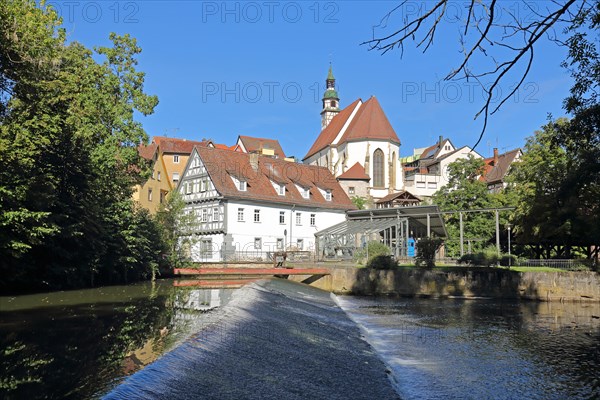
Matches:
[351,196,366,210]
[155,192,197,270]
[509,119,600,257]
[415,238,443,268]
[0,1,164,293]
[432,156,516,256]
[458,246,502,267]
[354,241,395,268]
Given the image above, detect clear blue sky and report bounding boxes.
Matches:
[54,1,572,159]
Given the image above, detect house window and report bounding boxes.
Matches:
[416,181,426,188]
[276,238,284,250]
[279,211,285,224]
[173,172,180,183]
[324,190,332,201]
[254,237,262,250]
[160,190,166,204]
[238,208,244,222]
[238,180,247,191]
[202,208,208,222]
[254,209,260,223]
[157,171,161,181]
[200,239,212,256]
[373,149,384,188]
[200,180,205,192]
[277,184,285,196]
[427,182,437,189]
[185,183,192,194]
[296,212,302,225]
[348,187,355,195]
[310,214,316,226]
[296,239,304,250]
[213,207,219,221]
[173,155,180,164]
[147,188,153,202]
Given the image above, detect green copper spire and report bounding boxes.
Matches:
[327,64,335,81]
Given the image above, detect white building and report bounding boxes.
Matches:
[402,136,483,198]
[178,146,355,262]
[303,67,403,200]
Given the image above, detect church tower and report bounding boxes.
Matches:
[320,65,340,130]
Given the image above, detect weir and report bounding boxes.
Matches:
[103,279,399,399]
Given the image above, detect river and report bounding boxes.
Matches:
[0,280,238,399]
[337,296,600,400]
[1,280,599,399]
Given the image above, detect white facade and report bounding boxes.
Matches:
[305,140,402,199]
[179,149,348,262]
[404,146,482,198]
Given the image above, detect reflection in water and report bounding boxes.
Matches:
[338,297,600,400]
[0,280,235,399]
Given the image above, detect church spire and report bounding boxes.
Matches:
[321,64,340,130]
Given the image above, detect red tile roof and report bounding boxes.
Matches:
[303,99,362,160]
[138,143,157,160]
[337,162,370,181]
[213,143,237,151]
[481,148,522,184]
[237,135,286,158]
[196,146,356,210]
[153,136,210,154]
[338,96,400,145]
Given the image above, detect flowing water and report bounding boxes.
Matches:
[0,280,237,399]
[337,296,600,400]
[2,279,600,399]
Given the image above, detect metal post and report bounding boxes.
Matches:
[507,224,512,267]
[459,212,464,257]
[427,213,431,238]
[495,210,500,264]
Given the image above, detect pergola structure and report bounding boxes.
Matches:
[315,205,447,260]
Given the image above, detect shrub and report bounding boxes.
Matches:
[499,254,518,267]
[368,255,397,269]
[354,241,395,268]
[415,238,443,268]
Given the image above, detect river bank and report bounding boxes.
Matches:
[103,279,399,399]
[289,266,600,302]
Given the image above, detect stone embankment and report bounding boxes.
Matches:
[104,279,399,400]
[290,266,600,302]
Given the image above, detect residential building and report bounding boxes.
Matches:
[236,135,286,159]
[178,146,355,262]
[152,136,210,186]
[303,67,403,200]
[481,148,522,192]
[403,136,482,198]
[132,143,172,214]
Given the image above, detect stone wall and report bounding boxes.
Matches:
[290,266,600,302]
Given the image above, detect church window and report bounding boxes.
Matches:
[373,149,385,188]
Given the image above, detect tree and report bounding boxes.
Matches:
[364,0,599,148]
[351,196,367,210]
[509,119,600,258]
[0,0,162,292]
[432,155,513,256]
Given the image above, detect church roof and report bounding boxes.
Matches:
[337,162,370,181]
[339,97,400,145]
[327,65,335,80]
[303,99,361,159]
[303,97,400,160]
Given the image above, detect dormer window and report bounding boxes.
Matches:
[318,187,332,201]
[271,180,285,196]
[295,184,310,199]
[231,175,247,191]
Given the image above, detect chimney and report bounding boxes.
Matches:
[249,152,259,172]
[438,135,443,148]
[493,148,499,165]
